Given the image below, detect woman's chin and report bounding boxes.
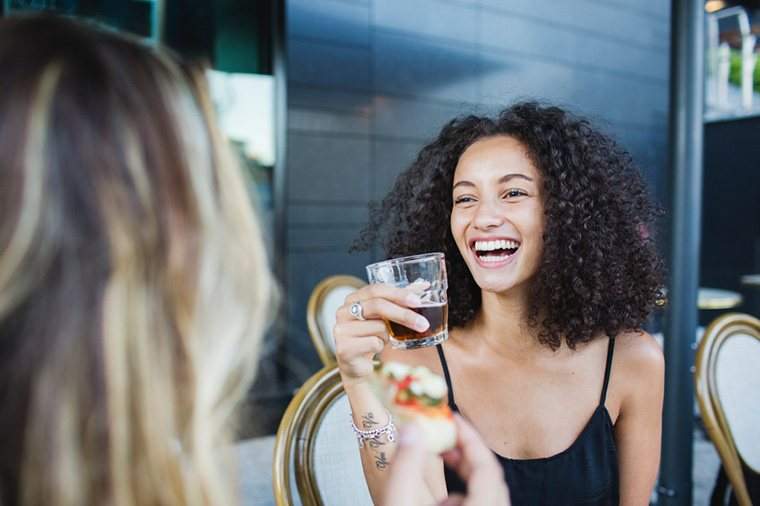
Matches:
[473,276,517,294]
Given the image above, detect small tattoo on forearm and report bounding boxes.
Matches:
[361,412,379,430]
[360,412,392,471]
[375,452,390,470]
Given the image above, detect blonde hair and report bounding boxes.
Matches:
[0,15,274,505]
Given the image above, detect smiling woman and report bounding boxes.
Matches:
[355,103,664,348]
[338,102,666,506]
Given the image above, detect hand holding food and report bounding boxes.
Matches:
[383,416,511,506]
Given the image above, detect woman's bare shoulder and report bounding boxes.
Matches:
[613,330,665,395]
[615,330,664,368]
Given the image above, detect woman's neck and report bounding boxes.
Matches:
[469,287,545,358]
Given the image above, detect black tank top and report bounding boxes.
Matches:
[435,337,619,506]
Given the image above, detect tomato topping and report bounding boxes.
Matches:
[386,371,453,418]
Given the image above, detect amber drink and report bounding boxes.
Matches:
[366,253,448,349]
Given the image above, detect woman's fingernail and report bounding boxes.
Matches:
[406,293,422,306]
[415,316,430,331]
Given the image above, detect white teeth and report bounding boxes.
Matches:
[482,254,508,262]
[474,239,520,251]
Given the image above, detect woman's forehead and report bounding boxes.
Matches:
[453,136,539,184]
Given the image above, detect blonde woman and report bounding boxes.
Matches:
[0,13,512,506]
[0,14,274,505]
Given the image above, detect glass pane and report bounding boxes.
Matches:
[162,0,277,248]
[207,70,276,254]
[5,0,159,39]
[704,2,760,120]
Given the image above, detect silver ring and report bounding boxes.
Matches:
[349,301,366,321]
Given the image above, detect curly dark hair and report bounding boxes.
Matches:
[354,102,664,349]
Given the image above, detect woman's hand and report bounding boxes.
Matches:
[383,416,511,506]
[334,284,430,386]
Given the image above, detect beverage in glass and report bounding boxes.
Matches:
[366,252,448,349]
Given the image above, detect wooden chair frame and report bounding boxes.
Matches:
[307,275,366,366]
[695,312,760,506]
[272,366,348,506]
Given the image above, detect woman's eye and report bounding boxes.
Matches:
[454,196,475,204]
[503,189,527,199]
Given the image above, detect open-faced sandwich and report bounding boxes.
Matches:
[374,361,456,453]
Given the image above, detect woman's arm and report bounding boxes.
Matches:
[343,381,403,504]
[334,285,446,504]
[343,381,445,505]
[614,332,665,506]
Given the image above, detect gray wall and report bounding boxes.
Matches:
[283,0,671,381]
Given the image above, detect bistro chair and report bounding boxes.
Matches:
[272,366,373,506]
[695,313,760,505]
[307,275,366,366]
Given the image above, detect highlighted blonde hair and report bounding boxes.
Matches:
[0,15,274,505]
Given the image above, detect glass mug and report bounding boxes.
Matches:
[366,252,448,350]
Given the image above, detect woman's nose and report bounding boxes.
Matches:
[473,200,505,230]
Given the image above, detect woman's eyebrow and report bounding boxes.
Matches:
[452,180,475,190]
[498,173,533,184]
[453,173,533,190]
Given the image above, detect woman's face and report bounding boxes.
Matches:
[450,135,545,295]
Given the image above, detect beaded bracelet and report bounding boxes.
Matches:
[350,411,396,448]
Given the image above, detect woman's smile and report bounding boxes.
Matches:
[469,237,521,268]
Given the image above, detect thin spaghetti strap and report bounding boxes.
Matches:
[435,344,458,411]
[599,336,616,407]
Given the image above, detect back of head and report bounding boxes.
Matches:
[0,14,273,505]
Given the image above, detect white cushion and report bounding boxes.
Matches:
[311,395,373,505]
[715,333,760,472]
[317,286,359,354]
[236,436,281,506]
